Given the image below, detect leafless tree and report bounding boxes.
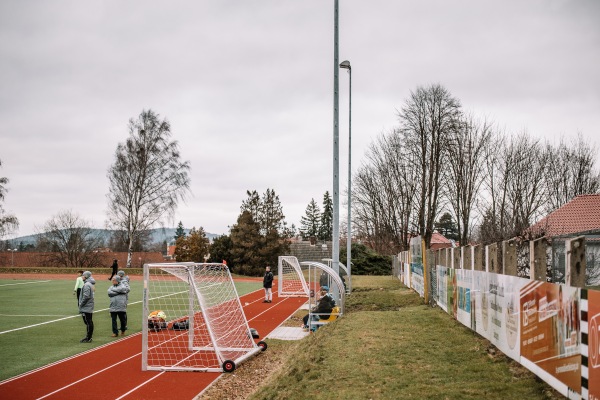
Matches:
[0,159,19,239]
[544,133,600,213]
[36,210,104,268]
[444,113,494,245]
[398,84,461,248]
[107,110,191,268]
[478,133,549,243]
[352,130,418,254]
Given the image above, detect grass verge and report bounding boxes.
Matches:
[205,276,563,400]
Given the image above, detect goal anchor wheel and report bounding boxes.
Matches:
[222,360,236,373]
[257,341,267,351]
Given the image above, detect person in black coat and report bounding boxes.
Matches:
[303,286,335,327]
[108,259,118,280]
[263,266,274,303]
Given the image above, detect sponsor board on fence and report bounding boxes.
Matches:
[519,281,581,394]
[585,289,600,399]
[436,265,448,313]
[472,271,521,361]
[455,269,472,329]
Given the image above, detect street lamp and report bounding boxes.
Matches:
[339,60,352,292]
[8,248,17,267]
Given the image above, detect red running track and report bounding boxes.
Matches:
[0,288,307,400]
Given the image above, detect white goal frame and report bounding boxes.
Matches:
[142,262,263,373]
[277,256,310,297]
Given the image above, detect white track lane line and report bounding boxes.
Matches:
[0,280,51,287]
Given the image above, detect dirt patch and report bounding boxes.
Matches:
[196,342,293,400]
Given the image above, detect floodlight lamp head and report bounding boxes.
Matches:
[339,60,351,70]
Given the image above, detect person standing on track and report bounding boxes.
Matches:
[73,270,84,305]
[79,271,96,343]
[108,275,130,337]
[108,258,119,280]
[262,265,274,303]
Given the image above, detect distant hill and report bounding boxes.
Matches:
[5,228,220,247]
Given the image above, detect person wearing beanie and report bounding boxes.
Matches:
[117,270,130,304]
[78,271,96,343]
[108,274,130,337]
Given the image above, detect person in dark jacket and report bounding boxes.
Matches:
[303,286,335,328]
[263,266,274,303]
[108,275,130,337]
[78,271,96,343]
[108,259,119,280]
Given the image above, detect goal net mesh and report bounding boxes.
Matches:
[277,256,309,297]
[142,263,259,372]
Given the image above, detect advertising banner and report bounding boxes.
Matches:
[585,289,600,399]
[520,281,581,394]
[455,268,472,329]
[436,265,449,313]
[410,237,424,298]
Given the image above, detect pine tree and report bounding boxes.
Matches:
[319,191,333,241]
[230,211,263,275]
[174,221,186,241]
[434,212,460,242]
[173,226,210,262]
[299,198,321,239]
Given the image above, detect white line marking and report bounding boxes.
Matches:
[0,299,142,335]
[0,280,51,287]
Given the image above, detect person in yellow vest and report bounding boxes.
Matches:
[73,270,84,305]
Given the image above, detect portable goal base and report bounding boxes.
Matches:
[142,262,265,373]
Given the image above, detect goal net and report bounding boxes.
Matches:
[278,256,309,297]
[142,262,262,373]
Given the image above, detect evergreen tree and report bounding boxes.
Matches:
[232,189,291,275]
[174,226,210,262]
[208,234,233,266]
[319,191,333,241]
[174,221,186,241]
[240,190,261,223]
[434,212,460,242]
[230,211,263,275]
[299,198,321,239]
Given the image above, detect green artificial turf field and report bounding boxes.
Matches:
[0,277,261,381]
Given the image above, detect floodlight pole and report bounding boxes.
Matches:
[332,0,340,277]
[339,59,351,291]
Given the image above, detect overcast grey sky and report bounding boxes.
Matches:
[1,0,599,239]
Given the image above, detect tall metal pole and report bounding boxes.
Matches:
[339,59,351,292]
[332,0,340,277]
[346,64,352,291]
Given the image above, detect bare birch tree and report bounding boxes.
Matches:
[107,109,190,268]
[399,84,461,248]
[0,160,19,239]
[444,113,493,244]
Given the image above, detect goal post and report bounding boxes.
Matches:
[277,256,309,297]
[142,262,263,373]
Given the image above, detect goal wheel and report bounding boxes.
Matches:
[222,360,236,373]
[257,341,268,351]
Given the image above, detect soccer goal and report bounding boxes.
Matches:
[277,256,310,297]
[142,262,265,373]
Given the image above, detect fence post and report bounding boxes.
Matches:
[463,246,472,270]
[503,239,517,276]
[530,237,548,282]
[453,247,461,270]
[487,243,498,273]
[473,245,483,271]
[566,236,586,287]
